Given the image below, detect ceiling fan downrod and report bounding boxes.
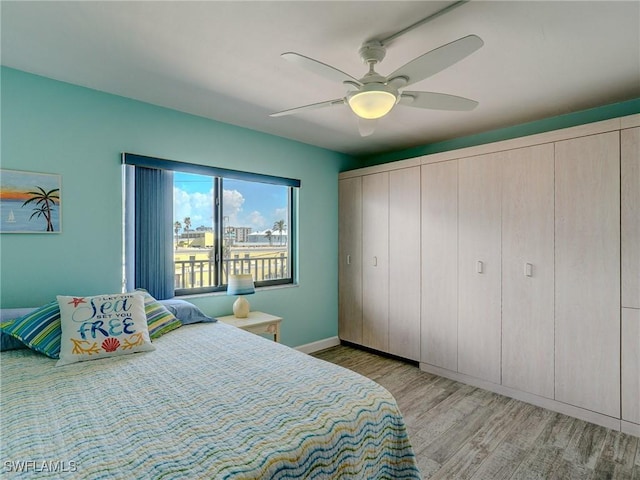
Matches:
[377,0,470,46]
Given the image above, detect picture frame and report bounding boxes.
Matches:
[0,169,62,233]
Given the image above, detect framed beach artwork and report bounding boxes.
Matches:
[0,169,62,233]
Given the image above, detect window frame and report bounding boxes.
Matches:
[123,153,299,297]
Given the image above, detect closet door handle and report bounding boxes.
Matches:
[476,260,484,274]
[373,256,378,267]
[525,262,533,277]
[346,254,351,265]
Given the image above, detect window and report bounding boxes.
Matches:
[123,154,298,299]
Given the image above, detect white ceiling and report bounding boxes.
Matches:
[2,1,639,156]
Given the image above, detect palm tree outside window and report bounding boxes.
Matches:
[272,219,286,245]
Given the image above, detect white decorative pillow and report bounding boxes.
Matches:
[56,292,155,366]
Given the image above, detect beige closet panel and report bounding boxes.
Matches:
[501,144,555,398]
[555,131,620,418]
[338,177,363,344]
[622,127,640,308]
[458,153,502,384]
[362,172,389,352]
[622,308,640,425]
[388,167,421,361]
[421,160,458,370]
[621,127,640,426]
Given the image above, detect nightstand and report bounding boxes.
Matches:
[216,311,282,342]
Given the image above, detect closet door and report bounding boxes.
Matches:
[338,177,363,344]
[388,167,421,360]
[421,160,458,370]
[458,153,502,384]
[501,144,554,398]
[362,172,389,352]
[621,127,639,426]
[622,308,640,425]
[555,131,620,418]
[622,127,640,309]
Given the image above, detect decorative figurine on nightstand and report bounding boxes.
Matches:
[227,274,255,318]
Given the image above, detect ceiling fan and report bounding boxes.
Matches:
[270,34,483,136]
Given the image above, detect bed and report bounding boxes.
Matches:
[1,312,420,479]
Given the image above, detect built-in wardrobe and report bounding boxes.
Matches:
[338,114,640,435]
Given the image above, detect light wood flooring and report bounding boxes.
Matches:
[313,345,640,480]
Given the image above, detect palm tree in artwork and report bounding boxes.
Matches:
[22,186,60,232]
[272,219,286,245]
[183,217,191,233]
[265,230,273,246]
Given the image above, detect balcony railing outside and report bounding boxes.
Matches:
[174,254,288,289]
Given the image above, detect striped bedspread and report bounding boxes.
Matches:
[1,322,420,479]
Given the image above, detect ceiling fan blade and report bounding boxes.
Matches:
[357,118,378,137]
[399,91,478,111]
[270,99,345,117]
[282,52,361,85]
[387,35,483,87]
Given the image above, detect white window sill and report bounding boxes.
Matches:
[173,282,299,300]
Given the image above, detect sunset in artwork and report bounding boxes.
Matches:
[0,188,33,201]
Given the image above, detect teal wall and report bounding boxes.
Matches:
[2,65,637,348]
[0,67,354,348]
[354,98,640,167]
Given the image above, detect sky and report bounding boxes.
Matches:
[173,172,287,232]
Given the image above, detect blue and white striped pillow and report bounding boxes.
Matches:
[0,301,61,358]
[136,289,182,339]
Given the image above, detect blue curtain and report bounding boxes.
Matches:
[131,166,174,300]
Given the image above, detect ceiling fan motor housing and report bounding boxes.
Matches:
[359,41,387,65]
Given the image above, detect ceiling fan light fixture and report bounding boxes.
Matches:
[347,88,396,119]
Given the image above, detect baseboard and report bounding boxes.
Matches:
[295,336,340,354]
[420,362,623,432]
